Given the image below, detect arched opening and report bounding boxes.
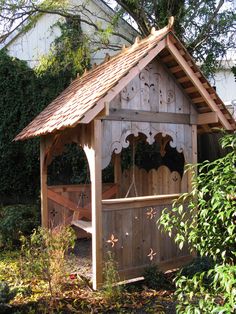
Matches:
[110,132,185,198]
[46,143,93,280]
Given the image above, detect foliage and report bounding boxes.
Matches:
[0,281,16,305]
[143,265,173,290]
[21,226,76,299]
[159,133,236,312]
[232,66,236,82]
[47,144,90,185]
[102,251,123,302]
[0,17,90,204]
[0,50,41,203]
[0,249,168,313]
[0,1,235,78]
[159,133,236,264]
[36,17,90,78]
[175,264,236,313]
[0,204,40,248]
[179,256,214,279]
[115,0,236,78]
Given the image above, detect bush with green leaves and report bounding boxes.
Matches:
[0,281,16,305]
[103,251,123,302]
[0,204,40,248]
[21,226,76,298]
[159,133,236,313]
[143,265,173,290]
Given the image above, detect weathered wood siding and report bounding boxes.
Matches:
[102,58,196,169]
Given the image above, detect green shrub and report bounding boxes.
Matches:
[159,133,236,313]
[0,204,40,248]
[0,281,17,313]
[21,226,76,298]
[0,281,16,304]
[103,251,123,302]
[175,264,236,313]
[179,256,214,279]
[143,265,173,290]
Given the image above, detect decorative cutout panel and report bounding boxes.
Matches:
[102,59,193,169]
[102,121,192,169]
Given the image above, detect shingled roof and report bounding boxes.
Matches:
[15,19,235,141]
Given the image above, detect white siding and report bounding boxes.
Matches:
[5,0,136,68]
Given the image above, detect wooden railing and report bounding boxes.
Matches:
[102,194,190,281]
[47,183,118,229]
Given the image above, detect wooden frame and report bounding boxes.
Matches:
[35,30,236,290]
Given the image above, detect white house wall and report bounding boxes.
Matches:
[5,0,136,68]
[213,68,236,119]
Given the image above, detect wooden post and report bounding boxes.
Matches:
[188,125,198,192]
[83,121,103,289]
[40,136,48,228]
[114,153,122,197]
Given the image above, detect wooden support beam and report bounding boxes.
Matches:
[114,154,122,198]
[184,86,197,93]
[170,65,182,73]
[40,137,49,228]
[197,112,218,125]
[47,188,91,220]
[210,93,217,100]
[178,76,189,83]
[102,184,118,199]
[167,38,232,130]
[192,97,204,104]
[162,54,174,63]
[84,120,103,289]
[177,72,201,83]
[101,109,191,124]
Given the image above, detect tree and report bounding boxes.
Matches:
[0,0,235,77]
[115,0,236,77]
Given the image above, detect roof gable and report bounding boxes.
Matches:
[15,20,235,141]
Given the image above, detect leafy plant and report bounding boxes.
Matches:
[179,256,214,279]
[0,281,16,304]
[20,226,76,299]
[103,251,123,302]
[0,204,40,248]
[159,133,236,264]
[158,133,236,313]
[0,17,90,205]
[143,265,173,290]
[175,264,236,313]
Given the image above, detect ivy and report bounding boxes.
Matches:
[0,18,90,204]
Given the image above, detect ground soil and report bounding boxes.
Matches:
[67,238,177,313]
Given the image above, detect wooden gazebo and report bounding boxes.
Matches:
[15,18,236,289]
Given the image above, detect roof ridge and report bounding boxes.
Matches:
[78,17,174,81]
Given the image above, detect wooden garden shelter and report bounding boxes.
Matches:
[15,18,236,289]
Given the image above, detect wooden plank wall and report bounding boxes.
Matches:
[120,165,188,197]
[102,58,196,169]
[102,197,190,281]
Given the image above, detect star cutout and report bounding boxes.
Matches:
[146,207,157,220]
[106,234,118,247]
[148,248,157,261]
